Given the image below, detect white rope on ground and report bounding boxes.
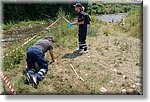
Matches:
[2,17,62,59]
[2,31,41,59]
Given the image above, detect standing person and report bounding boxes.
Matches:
[68,3,90,53]
[26,36,55,87]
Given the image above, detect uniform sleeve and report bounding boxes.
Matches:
[78,13,85,22]
[49,45,53,51]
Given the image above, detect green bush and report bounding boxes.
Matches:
[124,4,142,38]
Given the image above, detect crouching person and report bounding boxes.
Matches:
[26,36,55,87]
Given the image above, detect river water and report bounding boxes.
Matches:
[96,13,127,23]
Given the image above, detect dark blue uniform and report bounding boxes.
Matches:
[26,39,53,81]
[78,10,87,51]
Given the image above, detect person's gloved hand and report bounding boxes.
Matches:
[68,22,75,28]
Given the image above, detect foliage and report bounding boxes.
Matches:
[87,3,132,15]
[3,3,81,24]
[123,4,142,38]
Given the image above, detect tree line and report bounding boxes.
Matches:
[3,3,84,24]
[3,2,138,24]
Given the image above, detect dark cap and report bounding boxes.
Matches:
[45,36,54,42]
[73,3,83,7]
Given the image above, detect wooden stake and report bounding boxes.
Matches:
[62,16,70,23]
[70,64,84,82]
[46,17,62,29]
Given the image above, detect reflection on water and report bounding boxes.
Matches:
[96,13,127,23]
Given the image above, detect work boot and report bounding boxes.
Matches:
[26,70,35,84]
[30,74,39,88]
[82,50,89,54]
[76,48,83,52]
[27,72,39,88]
[26,72,32,84]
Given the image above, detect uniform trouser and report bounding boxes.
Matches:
[78,25,87,51]
[26,47,48,81]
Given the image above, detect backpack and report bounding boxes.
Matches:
[84,13,91,25]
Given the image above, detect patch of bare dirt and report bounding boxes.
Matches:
[44,31,142,94]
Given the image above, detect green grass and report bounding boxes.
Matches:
[87,15,104,37]
[123,4,142,38]
[3,20,46,30]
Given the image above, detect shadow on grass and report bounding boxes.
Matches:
[62,51,83,59]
